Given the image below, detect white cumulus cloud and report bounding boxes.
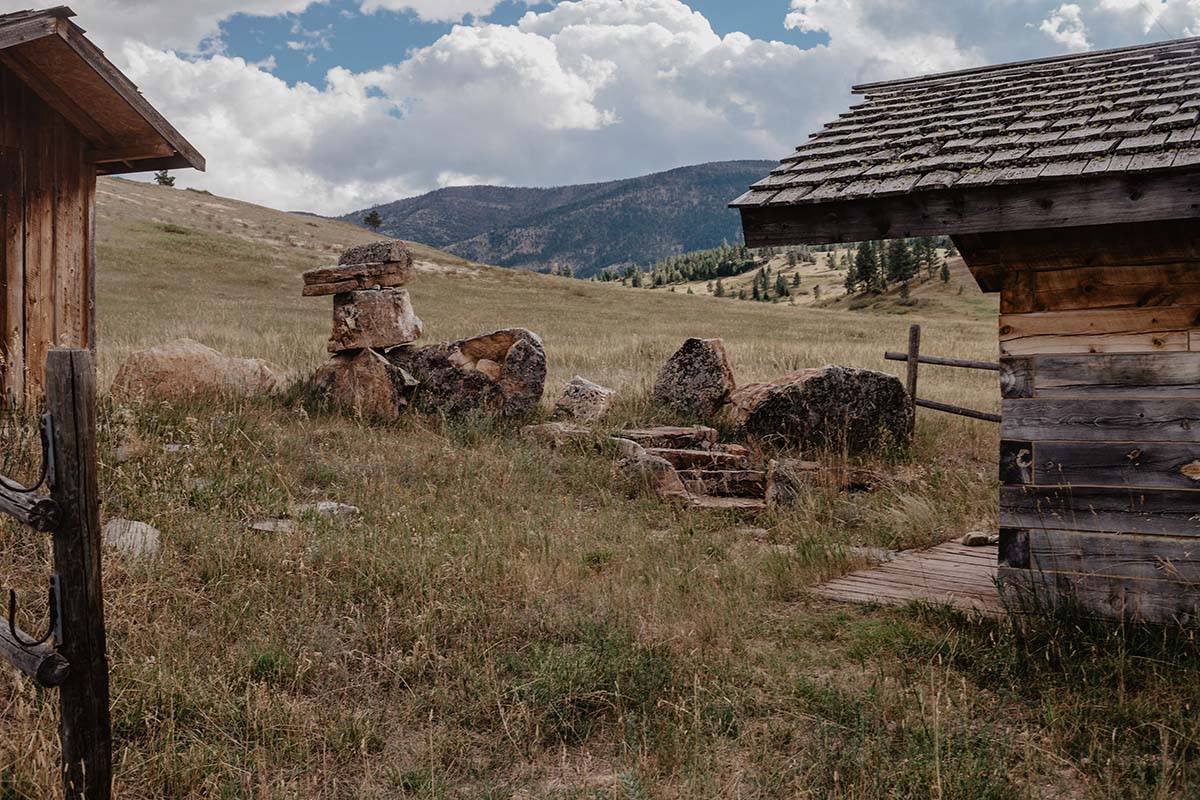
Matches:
[1041,3,1092,51]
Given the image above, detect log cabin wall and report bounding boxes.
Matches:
[0,60,95,407]
[956,221,1200,622]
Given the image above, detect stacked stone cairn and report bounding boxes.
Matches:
[305,241,424,419]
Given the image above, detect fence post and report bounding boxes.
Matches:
[906,324,921,435]
[45,349,111,800]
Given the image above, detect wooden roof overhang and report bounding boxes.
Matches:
[735,36,1200,261]
[0,6,205,175]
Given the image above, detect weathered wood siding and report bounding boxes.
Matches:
[0,61,94,405]
[958,222,1200,622]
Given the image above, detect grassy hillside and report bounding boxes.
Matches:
[340,161,776,278]
[1,179,1195,798]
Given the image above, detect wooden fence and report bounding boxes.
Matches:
[0,349,111,799]
[885,324,1001,426]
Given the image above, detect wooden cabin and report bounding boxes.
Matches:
[0,6,204,405]
[735,38,1200,622]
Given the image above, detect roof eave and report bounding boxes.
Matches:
[737,169,1200,246]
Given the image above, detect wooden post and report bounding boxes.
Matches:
[44,349,110,800]
[906,324,921,434]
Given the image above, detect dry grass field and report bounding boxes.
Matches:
[2,179,1200,799]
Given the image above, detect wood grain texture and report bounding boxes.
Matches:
[46,349,112,799]
[1034,441,1200,491]
[1000,485,1200,537]
[1022,528,1200,583]
[0,61,93,405]
[1002,398,1200,442]
[1001,264,1200,314]
[1031,353,1200,397]
[957,220,1200,273]
[997,565,1200,623]
[999,307,1200,356]
[1000,356,1033,399]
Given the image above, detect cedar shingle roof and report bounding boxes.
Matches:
[733,37,1200,210]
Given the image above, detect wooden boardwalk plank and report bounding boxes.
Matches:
[812,541,1003,615]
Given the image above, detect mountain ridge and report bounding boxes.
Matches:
[340,160,774,278]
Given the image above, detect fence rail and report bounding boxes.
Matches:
[887,324,1001,427]
[0,349,111,799]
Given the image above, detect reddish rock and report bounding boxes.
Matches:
[328,289,423,352]
[112,339,279,400]
[309,348,418,420]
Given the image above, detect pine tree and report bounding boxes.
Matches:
[940,258,951,283]
[849,241,874,294]
[887,239,917,284]
[363,209,382,231]
[752,282,761,302]
[154,170,175,187]
[775,274,790,299]
[792,271,801,288]
[787,250,798,267]
[714,279,725,297]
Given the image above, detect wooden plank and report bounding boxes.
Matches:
[740,172,1200,248]
[999,307,1200,356]
[915,397,1000,423]
[22,100,53,400]
[1032,353,1200,397]
[0,49,107,145]
[1001,263,1200,314]
[957,219,1200,273]
[1034,441,1200,491]
[0,15,57,51]
[884,351,1000,371]
[1023,528,1200,582]
[1000,356,1033,399]
[1003,398,1200,442]
[997,565,1200,623]
[46,349,111,800]
[0,144,23,405]
[1001,485,1200,537]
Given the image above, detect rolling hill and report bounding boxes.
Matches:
[339,160,775,278]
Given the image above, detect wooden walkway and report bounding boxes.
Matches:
[813,541,1003,615]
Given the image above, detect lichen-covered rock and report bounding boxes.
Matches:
[339,240,411,266]
[329,289,423,352]
[726,365,912,453]
[653,338,736,419]
[553,376,616,422]
[764,458,821,510]
[387,328,546,418]
[111,339,279,400]
[309,348,418,420]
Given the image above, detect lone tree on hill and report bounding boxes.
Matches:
[363,210,383,231]
[154,170,175,187]
[940,258,951,283]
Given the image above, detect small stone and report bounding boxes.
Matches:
[522,422,595,447]
[961,531,993,547]
[291,501,361,520]
[339,240,411,266]
[553,376,616,422]
[653,338,736,420]
[102,519,161,559]
[250,519,296,534]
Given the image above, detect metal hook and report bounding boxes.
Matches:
[8,574,59,649]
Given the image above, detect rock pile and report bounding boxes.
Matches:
[304,241,423,419]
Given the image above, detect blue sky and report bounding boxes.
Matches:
[57,0,1200,214]
[217,0,829,88]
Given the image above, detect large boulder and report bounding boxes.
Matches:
[112,339,279,400]
[387,328,546,418]
[552,376,616,422]
[309,348,418,420]
[726,365,912,453]
[653,338,736,419]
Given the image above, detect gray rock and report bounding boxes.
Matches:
[961,531,998,547]
[726,365,913,453]
[387,328,546,418]
[653,338,736,420]
[102,519,161,559]
[339,240,411,266]
[292,501,361,520]
[552,376,616,422]
[249,519,296,534]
